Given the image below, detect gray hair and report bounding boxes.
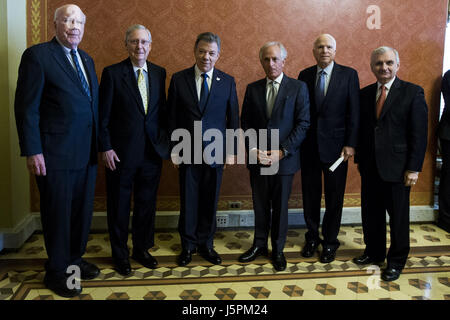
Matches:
[54,4,86,23]
[313,34,336,50]
[194,32,221,52]
[125,24,152,45]
[259,42,288,61]
[371,46,400,64]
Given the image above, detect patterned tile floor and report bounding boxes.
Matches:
[0,223,449,300]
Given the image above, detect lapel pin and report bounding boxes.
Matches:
[216,77,221,81]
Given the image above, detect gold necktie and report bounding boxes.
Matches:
[137,68,148,114]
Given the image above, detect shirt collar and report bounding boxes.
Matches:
[266,73,284,85]
[195,64,214,79]
[317,61,334,75]
[55,36,75,54]
[377,76,396,91]
[132,61,148,74]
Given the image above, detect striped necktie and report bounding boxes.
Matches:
[70,49,91,100]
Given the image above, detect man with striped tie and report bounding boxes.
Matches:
[15,4,99,297]
[99,25,169,276]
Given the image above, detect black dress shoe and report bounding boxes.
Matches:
[320,247,337,263]
[177,249,196,266]
[381,267,402,282]
[132,250,158,269]
[272,252,287,271]
[353,254,384,266]
[301,241,319,258]
[199,248,222,265]
[44,273,82,298]
[238,246,268,263]
[79,259,100,280]
[114,259,132,276]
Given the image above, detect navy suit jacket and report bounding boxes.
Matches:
[98,58,169,167]
[167,66,240,167]
[15,37,99,170]
[356,78,428,182]
[440,70,450,141]
[241,75,310,175]
[298,63,360,163]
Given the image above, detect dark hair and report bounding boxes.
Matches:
[194,32,221,52]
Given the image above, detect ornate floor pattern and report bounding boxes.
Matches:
[0,223,449,300]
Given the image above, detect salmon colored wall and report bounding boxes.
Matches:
[27,0,448,211]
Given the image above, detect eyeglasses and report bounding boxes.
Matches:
[59,17,85,26]
[127,39,151,46]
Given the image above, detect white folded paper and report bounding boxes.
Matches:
[329,156,344,172]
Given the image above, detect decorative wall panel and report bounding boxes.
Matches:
[26,0,448,211]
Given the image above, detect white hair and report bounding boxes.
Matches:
[259,42,288,61]
[371,46,400,64]
[125,24,152,45]
[54,4,86,23]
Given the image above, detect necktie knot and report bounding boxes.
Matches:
[202,73,208,80]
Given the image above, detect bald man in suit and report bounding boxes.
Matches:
[15,4,99,298]
[298,34,360,263]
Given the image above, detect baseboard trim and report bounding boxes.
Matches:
[0,206,437,249]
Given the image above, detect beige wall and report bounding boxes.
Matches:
[0,0,30,230]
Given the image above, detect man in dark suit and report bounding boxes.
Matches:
[167,32,239,266]
[99,25,169,276]
[438,70,450,232]
[298,34,360,263]
[239,42,310,271]
[354,46,428,281]
[14,4,99,298]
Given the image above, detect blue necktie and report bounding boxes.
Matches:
[199,73,209,112]
[70,49,91,100]
[315,70,326,108]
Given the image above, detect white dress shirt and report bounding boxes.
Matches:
[56,36,90,87]
[194,64,213,101]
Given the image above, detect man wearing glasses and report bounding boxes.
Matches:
[99,25,169,276]
[15,4,100,297]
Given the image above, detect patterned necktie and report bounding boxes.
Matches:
[137,68,148,114]
[199,73,209,112]
[267,80,276,118]
[70,49,91,100]
[315,70,326,108]
[376,85,387,119]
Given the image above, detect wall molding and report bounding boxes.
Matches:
[0,206,438,250]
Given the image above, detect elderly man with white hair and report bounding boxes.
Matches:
[355,46,428,281]
[15,4,99,297]
[298,34,360,263]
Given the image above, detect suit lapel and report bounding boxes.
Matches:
[321,63,339,113]
[49,38,85,94]
[184,66,202,117]
[148,62,158,115]
[378,77,401,120]
[122,59,146,115]
[270,75,288,118]
[256,79,269,123]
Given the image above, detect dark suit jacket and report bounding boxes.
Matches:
[15,37,98,170]
[356,77,428,182]
[98,58,169,167]
[241,75,310,175]
[298,63,360,163]
[439,70,450,141]
[167,66,240,166]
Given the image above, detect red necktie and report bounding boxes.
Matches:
[376,85,386,119]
